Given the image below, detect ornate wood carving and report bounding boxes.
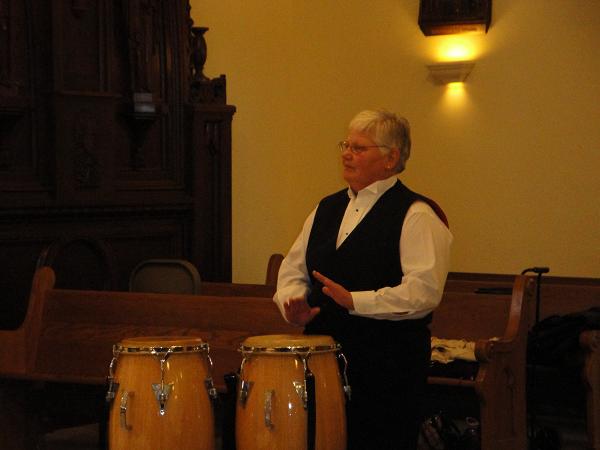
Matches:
[0,0,11,87]
[190,26,227,104]
[0,0,235,328]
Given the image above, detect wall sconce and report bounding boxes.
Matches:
[426,61,474,85]
[418,0,492,36]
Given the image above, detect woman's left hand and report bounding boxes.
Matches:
[312,270,354,311]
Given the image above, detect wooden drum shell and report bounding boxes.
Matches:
[108,336,215,450]
[236,334,347,450]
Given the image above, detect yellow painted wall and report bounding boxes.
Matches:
[190,0,600,282]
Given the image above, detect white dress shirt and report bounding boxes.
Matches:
[274,175,453,321]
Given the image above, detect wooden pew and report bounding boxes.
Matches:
[427,274,534,450]
[4,261,594,450]
[201,280,275,298]
[198,252,283,297]
[205,260,535,449]
[0,266,299,450]
[445,272,600,450]
[208,254,535,449]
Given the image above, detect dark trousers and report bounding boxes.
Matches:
[307,317,431,450]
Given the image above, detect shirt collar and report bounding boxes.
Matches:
[347,175,398,200]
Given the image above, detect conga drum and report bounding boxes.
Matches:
[106,336,217,450]
[236,334,350,450]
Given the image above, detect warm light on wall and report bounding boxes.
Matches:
[446,82,467,100]
[419,1,488,87]
[447,82,465,91]
[437,37,477,61]
[443,81,468,104]
[424,35,481,86]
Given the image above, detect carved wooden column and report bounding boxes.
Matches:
[0,0,32,176]
[189,25,235,282]
[122,0,160,170]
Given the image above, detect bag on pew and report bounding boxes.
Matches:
[528,307,600,367]
[418,412,480,450]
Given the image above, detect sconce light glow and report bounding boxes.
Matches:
[437,37,477,62]
[444,82,467,105]
[447,82,465,91]
[446,82,466,97]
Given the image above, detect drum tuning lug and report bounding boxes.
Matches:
[105,378,120,403]
[343,385,352,401]
[264,390,275,429]
[205,377,218,401]
[338,351,352,401]
[293,381,308,409]
[152,382,173,415]
[238,379,253,406]
[120,391,133,430]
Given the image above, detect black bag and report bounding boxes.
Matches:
[419,413,459,450]
[528,307,600,367]
[418,413,481,450]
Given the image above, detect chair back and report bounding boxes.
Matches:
[265,253,284,287]
[129,259,201,294]
[36,237,116,290]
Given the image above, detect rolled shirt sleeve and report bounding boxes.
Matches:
[351,201,453,320]
[273,208,316,320]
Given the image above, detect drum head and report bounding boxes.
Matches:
[240,334,339,354]
[115,336,207,354]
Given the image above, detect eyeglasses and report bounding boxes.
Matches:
[338,140,389,154]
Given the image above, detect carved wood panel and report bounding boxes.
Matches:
[0,0,235,328]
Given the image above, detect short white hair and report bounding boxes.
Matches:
[348,109,411,173]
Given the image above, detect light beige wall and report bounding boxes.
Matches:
[191,0,600,282]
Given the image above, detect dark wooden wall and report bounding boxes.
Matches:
[0,0,235,328]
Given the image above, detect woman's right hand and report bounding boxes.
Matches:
[283,296,320,326]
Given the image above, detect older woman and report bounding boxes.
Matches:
[274,109,453,449]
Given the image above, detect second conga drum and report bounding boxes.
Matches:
[236,334,349,450]
[106,336,217,450]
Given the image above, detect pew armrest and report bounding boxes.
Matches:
[475,335,520,361]
[580,329,600,353]
[427,275,533,450]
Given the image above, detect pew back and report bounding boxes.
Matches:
[446,272,600,321]
[1,267,298,390]
[201,281,275,298]
[431,291,513,341]
[445,272,600,450]
[425,275,533,450]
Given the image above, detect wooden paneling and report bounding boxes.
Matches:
[0,0,235,328]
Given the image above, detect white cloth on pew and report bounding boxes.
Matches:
[431,337,476,363]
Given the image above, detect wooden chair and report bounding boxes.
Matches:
[265,253,284,287]
[36,236,116,291]
[34,237,117,444]
[129,259,202,295]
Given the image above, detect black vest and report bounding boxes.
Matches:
[304,181,427,341]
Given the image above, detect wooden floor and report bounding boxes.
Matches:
[44,423,224,450]
[42,417,588,450]
[45,424,100,450]
[533,415,589,450]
